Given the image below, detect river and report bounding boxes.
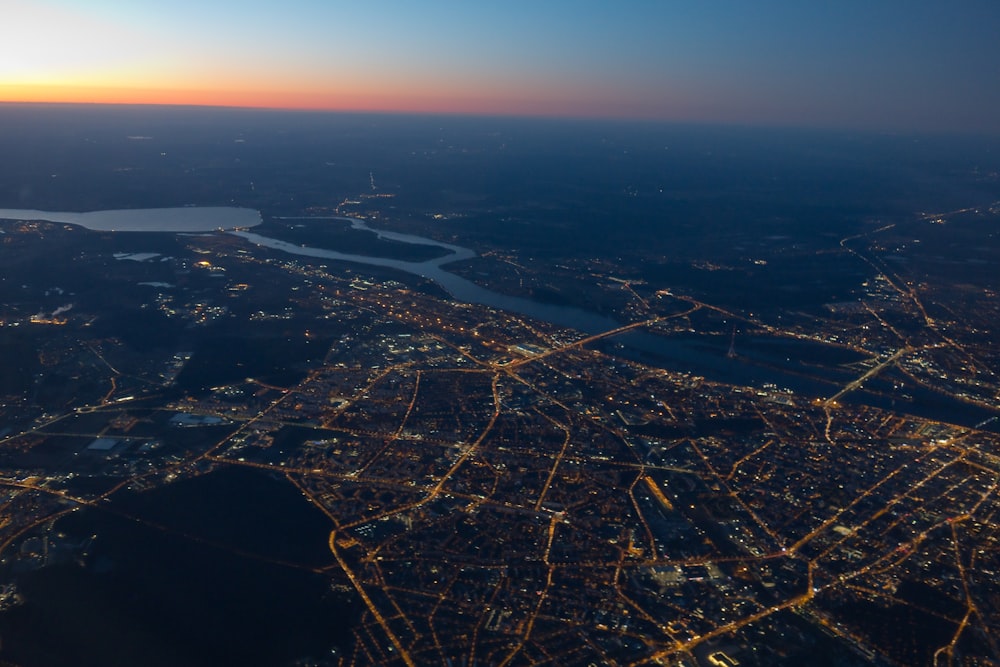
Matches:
[0,206,260,232]
[3,206,987,425]
[233,219,840,394]
[231,217,1000,429]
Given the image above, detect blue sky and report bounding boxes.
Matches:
[2,0,999,133]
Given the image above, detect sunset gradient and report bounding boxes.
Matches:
[3,0,1000,133]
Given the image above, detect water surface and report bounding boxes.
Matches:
[0,207,261,232]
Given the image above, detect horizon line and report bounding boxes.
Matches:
[1,99,997,140]
[0,99,1000,139]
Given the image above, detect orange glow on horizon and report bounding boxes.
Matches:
[0,81,669,120]
[1,83,385,111]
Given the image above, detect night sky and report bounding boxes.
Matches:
[2,0,1000,133]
